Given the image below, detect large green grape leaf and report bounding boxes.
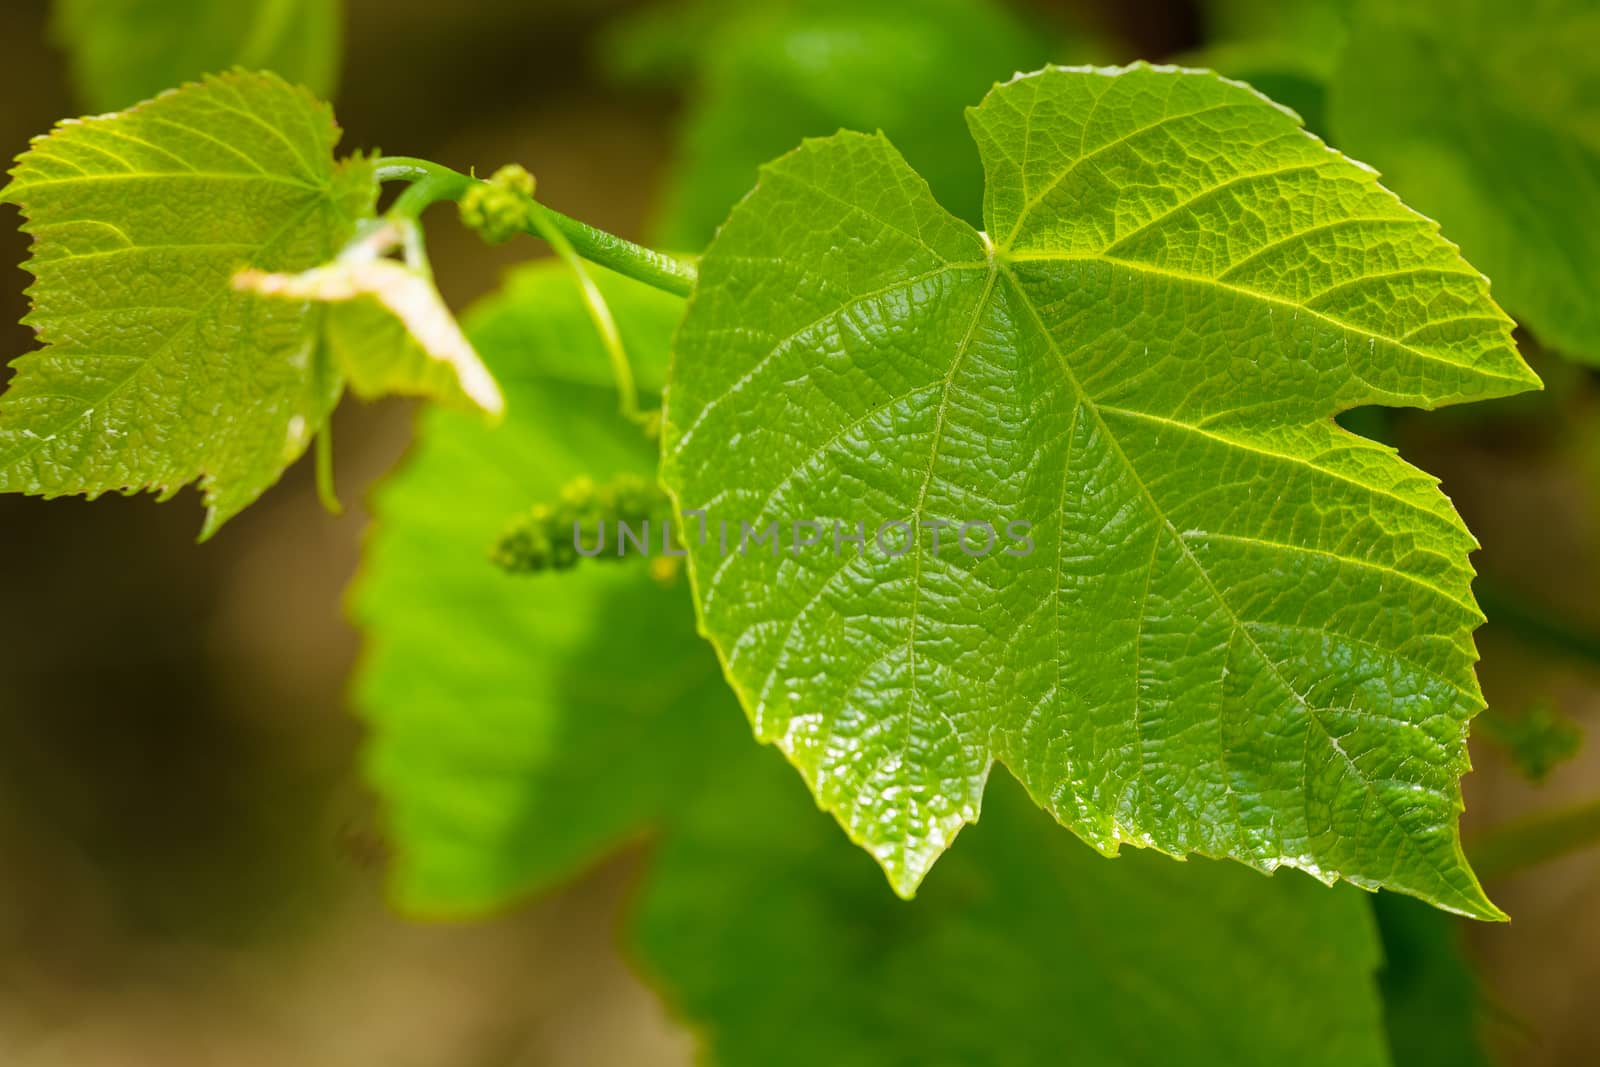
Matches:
[0,71,377,537]
[1328,0,1600,365]
[660,64,1540,919]
[353,261,743,914]
[53,0,343,113]
[637,750,1391,1067]
[609,0,1070,249]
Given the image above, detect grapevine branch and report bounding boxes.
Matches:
[376,157,688,425]
[374,156,697,297]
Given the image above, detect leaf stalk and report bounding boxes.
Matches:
[375,156,697,297]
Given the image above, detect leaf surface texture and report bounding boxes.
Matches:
[661,64,1539,917]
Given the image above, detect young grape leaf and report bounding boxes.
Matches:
[1329,0,1600,365]
[1476,703,1583,783]
[661,64,1540,919]
[0,71,377,537]
[637,750,1391,1067]
[236,221,504,418]
[607,0,1072,249]
[354,261,744,913]
[53,0,344,113]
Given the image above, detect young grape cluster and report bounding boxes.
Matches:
[492,473,668,574]
[458,164,538,245]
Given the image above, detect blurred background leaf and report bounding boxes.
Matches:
[52,0,344,112]
[353,261,747,915]
[1187,0,1346,131]
[1328,0,1600,367]
[1196,0,1600,368]
[1374,893,1496,1067]
[639,752,1391,1067]
[602,0,1107,249]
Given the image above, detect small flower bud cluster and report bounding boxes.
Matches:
[492,473,667,574]
[458,164,538,245]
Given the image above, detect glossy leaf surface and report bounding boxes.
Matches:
[661,64,1539,917]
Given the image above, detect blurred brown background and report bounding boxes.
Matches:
[0,1,1595,1064]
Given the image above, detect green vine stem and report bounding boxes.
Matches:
[377,159,474,222]
[1469,794,1600,880]
[375,156,697,297]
